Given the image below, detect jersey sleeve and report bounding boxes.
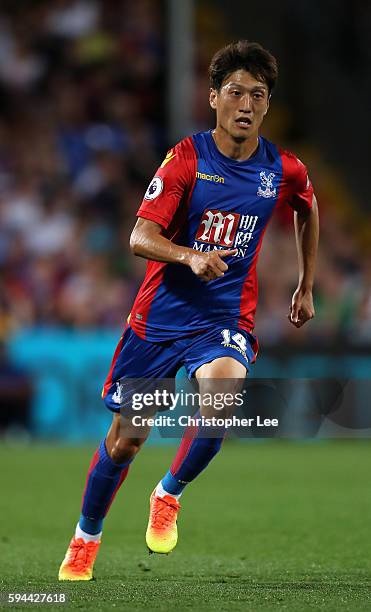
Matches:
[136,137,196,229]
[281,150,314,213]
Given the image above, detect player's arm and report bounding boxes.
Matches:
[130,218,237,282]
[289,194,319,327]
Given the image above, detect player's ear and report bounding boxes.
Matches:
[209,88,217,110]
[263,96,270,116]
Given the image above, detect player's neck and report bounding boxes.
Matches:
[212,128,259,161]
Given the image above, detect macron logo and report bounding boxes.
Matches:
[196,171,225,184]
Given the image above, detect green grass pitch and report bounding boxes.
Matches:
[0,441,370,611]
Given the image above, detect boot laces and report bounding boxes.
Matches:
[152,495,180,529]
[68,538,98,569]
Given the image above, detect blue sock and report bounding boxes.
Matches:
[79,440,131,535]
[79,514,103,536]
[161,413,225,496]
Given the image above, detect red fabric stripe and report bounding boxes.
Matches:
[170,421,199,475]
[130,137,198,340]
[129,260,167,339]
[104,465,130,516]
[237,227,267,338]
[277,147,296,210]
[81,447,100,510]
[277,146,313,213]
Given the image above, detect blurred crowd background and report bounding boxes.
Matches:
[0,0,370,347]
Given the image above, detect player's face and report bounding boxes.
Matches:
[209,70,269,141]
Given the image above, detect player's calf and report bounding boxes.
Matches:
[58,415,151,580]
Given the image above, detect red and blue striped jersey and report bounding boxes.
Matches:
[129,130,314,342]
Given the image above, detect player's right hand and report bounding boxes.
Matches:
[188,249,238,282]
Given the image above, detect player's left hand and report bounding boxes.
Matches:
[288,287,315,328]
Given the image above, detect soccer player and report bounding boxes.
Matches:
[59,40,319,580]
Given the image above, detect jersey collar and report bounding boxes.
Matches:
[206,130,264,167]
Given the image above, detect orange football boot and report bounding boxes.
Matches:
[58,537,101,581]
[145,490,181,554]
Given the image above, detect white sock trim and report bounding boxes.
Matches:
[155,481,182,500]
[75,522,102,543]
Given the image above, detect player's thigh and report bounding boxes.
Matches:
[196,356,246,380]
[196,357,246,418]
[183,327,255,418]
[102,325,180,414]
[183,326,255,382]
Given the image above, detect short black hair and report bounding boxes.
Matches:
[209,40,278,95]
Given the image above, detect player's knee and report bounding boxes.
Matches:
[110,436,145,464]
[198,374,244,419]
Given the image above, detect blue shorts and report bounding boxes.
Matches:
[102,325,258,413]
